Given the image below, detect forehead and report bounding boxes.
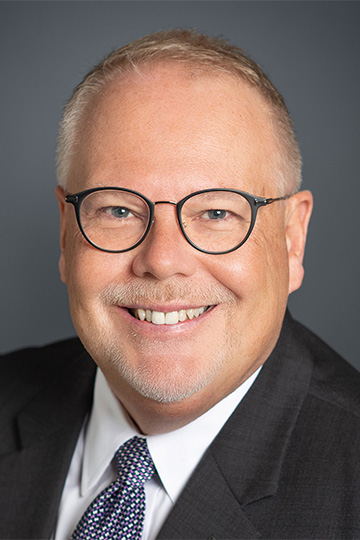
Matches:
[70,63,279,196]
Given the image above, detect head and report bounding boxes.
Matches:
[55,30,312,432]
[57,29,302,194]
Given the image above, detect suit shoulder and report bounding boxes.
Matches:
[1,337,85,371]
[1,336,83,358]
[0,338,93,407]
[292,318,360,416]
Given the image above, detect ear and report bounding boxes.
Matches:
[55,185,67,284]
[285,190,313,294]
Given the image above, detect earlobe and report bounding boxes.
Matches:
[285,190,313,294]
[55,185,67,283]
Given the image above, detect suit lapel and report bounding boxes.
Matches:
[157,446,260,539]
[159,313,314,539]
[0,342,96,539]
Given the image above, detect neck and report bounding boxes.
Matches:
[107,375,249,435]
[110,387,210,435]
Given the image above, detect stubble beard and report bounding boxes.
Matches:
[85,279,238,404]
[94,332,229,403]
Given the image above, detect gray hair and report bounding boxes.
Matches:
[57,29,302,194]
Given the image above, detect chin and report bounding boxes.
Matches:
[93,340,225,404]
[121,365,217,404]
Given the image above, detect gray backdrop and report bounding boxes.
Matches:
[1,1,359,370]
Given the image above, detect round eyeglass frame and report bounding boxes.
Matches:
[65,187,291,255]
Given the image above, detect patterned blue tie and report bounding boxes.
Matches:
[71,436,155,540]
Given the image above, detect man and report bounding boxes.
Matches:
[1,29,360,539]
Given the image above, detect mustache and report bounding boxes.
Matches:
[100,279,237,307]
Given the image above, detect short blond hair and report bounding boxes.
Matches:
[57,29,302,193]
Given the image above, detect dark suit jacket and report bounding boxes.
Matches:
[1,313,360,539]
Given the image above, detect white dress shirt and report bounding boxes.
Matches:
[54,367,260,539]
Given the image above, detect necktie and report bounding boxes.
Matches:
[71,436,155,540]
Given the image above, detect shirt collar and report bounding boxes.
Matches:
[81,370,139,495]
[82,367,260,502]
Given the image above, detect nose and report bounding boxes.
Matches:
[131,202,198,280]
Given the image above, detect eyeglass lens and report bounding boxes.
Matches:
[79,189,252,253]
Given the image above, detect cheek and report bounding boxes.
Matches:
[205,243,266,298]
[206,226,289,308]
[63,225,130,303]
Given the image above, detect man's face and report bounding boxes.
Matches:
[57,64,311,423]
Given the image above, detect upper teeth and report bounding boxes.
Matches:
[133,307,207,325]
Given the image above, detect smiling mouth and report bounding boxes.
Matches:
[128,306,212,325]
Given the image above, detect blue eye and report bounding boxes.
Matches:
[205,209,228,220]
[105,207,133,218]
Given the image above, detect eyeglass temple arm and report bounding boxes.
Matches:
[255,194,292,206]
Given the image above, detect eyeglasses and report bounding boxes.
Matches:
[65,187,291,255]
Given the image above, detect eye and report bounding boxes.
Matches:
[203,209,229,220]
[104,207,134,218]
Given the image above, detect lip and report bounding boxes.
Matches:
[120,302,211,312]
[114,304,216,335]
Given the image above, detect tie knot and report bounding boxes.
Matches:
[115,436,155,488]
